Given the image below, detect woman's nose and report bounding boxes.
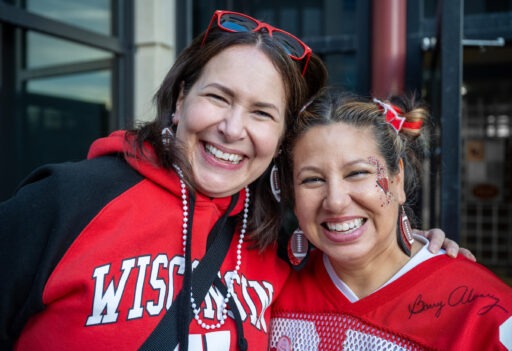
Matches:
[323,182,351,212]
[218,109,247,141]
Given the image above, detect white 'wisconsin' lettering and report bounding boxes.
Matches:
[85,254,274,333]
[86,258,136,325]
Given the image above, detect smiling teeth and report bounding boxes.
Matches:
[206,144,243,164]
[326,218,363,233]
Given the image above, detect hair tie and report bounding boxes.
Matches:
[373,98,423,133]
[299,99,314,114]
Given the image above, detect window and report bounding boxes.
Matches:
[0,1,133,200]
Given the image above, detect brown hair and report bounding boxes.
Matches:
[128,23,328,249]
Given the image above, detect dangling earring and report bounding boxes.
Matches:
[398,206,414,256]
[287,228,310,268]
[162,113,175,147]
[270,163,281,203]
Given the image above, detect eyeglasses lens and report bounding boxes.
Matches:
[219,14,258,32]
[272,31,305,59]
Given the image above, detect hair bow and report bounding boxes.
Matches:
[373,98,423,133]
[373,98,406,133]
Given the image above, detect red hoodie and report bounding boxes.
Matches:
[2,131,289,350]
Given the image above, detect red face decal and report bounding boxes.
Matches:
[377,177,389,193]
[368,156,392,206]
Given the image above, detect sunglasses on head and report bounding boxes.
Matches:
[202,10,312,75]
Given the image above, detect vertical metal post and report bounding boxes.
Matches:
[176,0,193,54]
[440,0,463,240]
[115,0,135,129]
[355,0,371,94]
[0,22,19,201]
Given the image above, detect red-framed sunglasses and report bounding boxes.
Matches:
[201,10,312,75]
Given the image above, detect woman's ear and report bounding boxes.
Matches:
[396,158,406,204]
[173,82,185,124]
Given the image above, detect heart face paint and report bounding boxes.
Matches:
[368,156,393,206]
[377,177,389,193]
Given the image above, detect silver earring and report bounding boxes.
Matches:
[270,164,281,202]
[162,127,174,147]
[162,113,175,147]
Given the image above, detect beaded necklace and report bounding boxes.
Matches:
[174,166,250,329]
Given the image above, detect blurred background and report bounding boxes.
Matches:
[1,0,511,284]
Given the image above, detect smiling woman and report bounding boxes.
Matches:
[291,122,406,274]
[270,88,512,351]
[172,45,286,198]
[0,9,328,351]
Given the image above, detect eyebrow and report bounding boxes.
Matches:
[253,101,281,114]
[205,83,281,114]
[295,158,372,174]
[348,158,374,167]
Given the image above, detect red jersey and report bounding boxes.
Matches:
[271,249,512,350]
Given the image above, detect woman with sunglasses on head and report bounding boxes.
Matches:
[0,10,465,351]
[270,88,512,350]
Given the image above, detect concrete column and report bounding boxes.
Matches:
[134,0,176,122]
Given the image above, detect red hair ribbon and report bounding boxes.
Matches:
[373,98,423,133]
